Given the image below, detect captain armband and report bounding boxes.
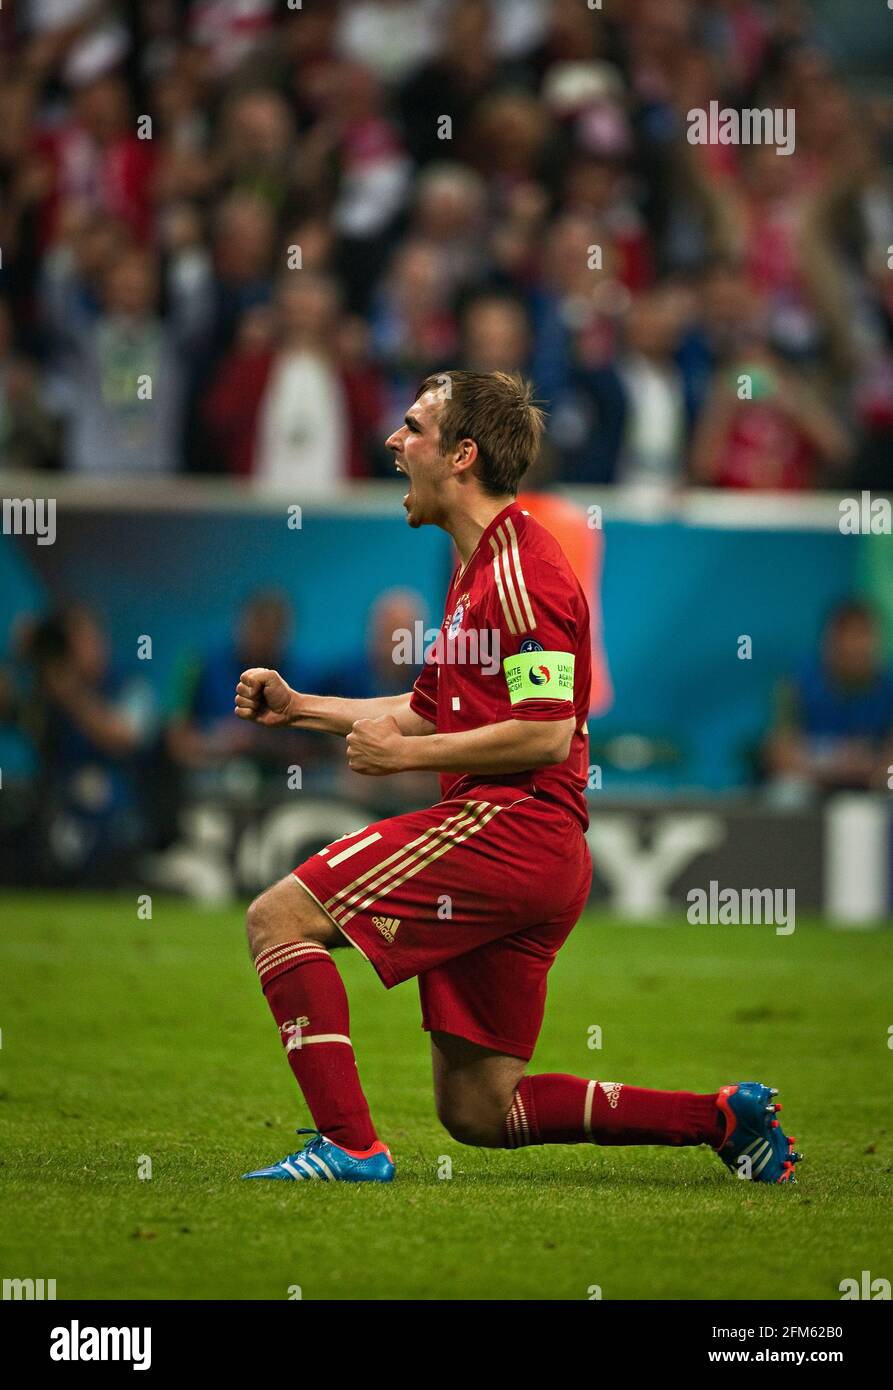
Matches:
[502,651,575,704]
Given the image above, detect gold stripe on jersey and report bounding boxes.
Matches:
[493,526,527,633]
[330,801,503,928]
[504,516,536,629]
[324,802,491,920]
[489,535,519,635]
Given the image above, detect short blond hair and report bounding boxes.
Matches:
[418,371,545,496]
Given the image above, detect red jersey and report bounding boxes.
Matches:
[409,501,592,829]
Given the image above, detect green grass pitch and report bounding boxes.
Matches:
[1,892,891,1301]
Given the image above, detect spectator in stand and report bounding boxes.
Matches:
[24,604,158,880]
[183,191,276,472]
[148,61,213,207]
[527,211,628,482]
[529,209,630,391]
[188,0,278,80]
[613,287,688,487]
[460,293,532,375]
[690,337,852,489]
[296,60,412,312]
[0,297,61,470]
[463,90,557,208]
[212,88,296,217]
[44,244,182,475]
[558,155,654,294]
[319,587,439,806]
[336,0,436,86]
[167,589,321,789]
[203,191,277,365]
[675,260,763,425]
[458,292,559,486]
[33,75,156,249]
[763,600,893,800]
[0,77,47,335]
[408,163,490,301]
[724,142,847,373]
[698,0,772,94]
[2,0,891,485]
[322,588,427,702]
[370,239,459,421]
[203,270,384,486]
[38,204,132,331]
[809,96,893,485]
[276,2,341,117]
[530,0,611,76]
[398,0,503,167]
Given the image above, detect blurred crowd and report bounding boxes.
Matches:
[1,0,892,491]
[762,598,893,802]
[0,586,440,884]
[3,581,892,885]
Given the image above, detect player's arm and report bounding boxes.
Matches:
[355,549,581,777]
[234,667,435,737]
[345,714,575,777]
[295,689,436,737]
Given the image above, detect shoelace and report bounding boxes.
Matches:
[281,1128,323,1166]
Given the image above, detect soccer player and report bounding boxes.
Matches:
[235,372,801,1185]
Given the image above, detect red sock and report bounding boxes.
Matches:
[504,1075,724,1148]
[255,941,377,1152]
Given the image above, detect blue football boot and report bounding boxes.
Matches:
[715,1082,802,1184]
[243,1128,395,1183]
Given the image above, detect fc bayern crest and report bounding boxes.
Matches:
[447,591,470,639]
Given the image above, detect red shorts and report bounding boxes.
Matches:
[293,787,592,1060]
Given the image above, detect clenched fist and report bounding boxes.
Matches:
[346,715,407,776]
[234,668,296,728]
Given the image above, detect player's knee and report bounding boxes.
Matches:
[245,891,278,958]
[436,1096,505,1148]
[245,882,315,959]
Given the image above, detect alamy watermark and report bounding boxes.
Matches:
[50,1321,151,1370]
[687,882,795,935]
[392,622,500,676]
[839,1270,890,1300]
[2,497,56,545]
[838,492,892,536]
[687,102,795,157]
[3,1276,56,1299]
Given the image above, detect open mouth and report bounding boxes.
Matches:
[395,460,411,507]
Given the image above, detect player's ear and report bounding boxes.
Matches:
[453,437,478,476]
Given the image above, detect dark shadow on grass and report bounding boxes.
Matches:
[321,1168,734,1193]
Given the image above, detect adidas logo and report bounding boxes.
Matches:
[599,1081,623,1109]
[372,915,400,943]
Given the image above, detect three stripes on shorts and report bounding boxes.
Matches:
[323,799,505,930]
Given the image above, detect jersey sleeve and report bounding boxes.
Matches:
[409,657,438,724]
[493,553,579,723]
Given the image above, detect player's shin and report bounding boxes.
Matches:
[255,942,378,1153]
[503,1075,724,1148]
